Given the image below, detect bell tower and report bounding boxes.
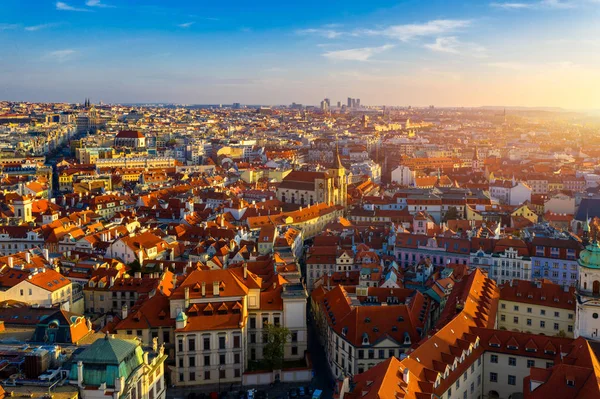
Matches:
[328,137,347,208]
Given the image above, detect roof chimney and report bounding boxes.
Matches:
[213,281,219,296]
[7,257,13,268]
[202,281,206,297]
[243,262,248,279]
[184,286,190,308]
[403,368,410,384]
[121,304,128,320]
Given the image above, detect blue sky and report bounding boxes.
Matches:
[1,0,599,108]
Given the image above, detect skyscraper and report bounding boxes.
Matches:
[347,97,352,107]
[356,98,361,107]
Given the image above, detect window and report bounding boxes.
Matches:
[455,379,460,389]
[568,313,574,320]
[204,371,210,380]
[568,325,573,333]
[470,382,474,393]
[501,315,506,322]
[527,360,535,368]
[477,374,481,386]
[233,335,240,348]
[490,372,498,382]
[234,353,240,364]
[389,349,395,358]
[250,317,256,329]
[203,337,210,350]
[219,354,225,365]
[554,323,559,331]
[235,369,241,378]
[179,373,184,382]
[219,369,226,379]
[509,357,516,366]
[541,309,546,316]
[178,358,183,368]
[491,354,498,363]
[527,307,532,313]
[219,336,226,350]
[368,350,374,359]
[378,349,385,359]
[554,311,560,317]
[178,338,183,352]
[291,331,298,342]
[527,318,532,326]
[204,355,210,366]
[546,362,554,368]
[274,316,280,326]
[358,350,364,359]
[189,356,195,367]
[188,338,196,352]
[513,316,519,324]
[508,375,516,385]
[514,305,519,311]
[189,372,195,381]
[540,321,546,328]
[292,346,298,355]
[501,303,506,309]
[250,333,256,344]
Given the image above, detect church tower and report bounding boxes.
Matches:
[575,225,600,341]
[472,146,481,173]
[328,139,347,208]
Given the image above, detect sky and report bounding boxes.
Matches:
[1,0,600,108]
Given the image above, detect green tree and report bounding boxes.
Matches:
[555,330,567,338]
[443,206,460,222]
[263,323,290,370]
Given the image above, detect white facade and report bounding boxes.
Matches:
[391,165,416,186]
[575,241,600,341]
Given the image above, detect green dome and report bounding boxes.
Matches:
[176,311,187,322]
[579,241,600,269]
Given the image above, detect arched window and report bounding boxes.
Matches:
[593,280,600,295]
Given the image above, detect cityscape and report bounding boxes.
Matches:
[1,1,600,399]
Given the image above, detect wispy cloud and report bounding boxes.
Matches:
[25,23,60,31]
[486,60,578,70]
[323,44,394,62]
[0,23,19,30]
[56,2,89,11]
[491,0,577,9]
[358,19,471,42]
[86,0,115,8]
[425,36,487,57]
[46,49,76,62]
[296,28,344,39]
[178,22,195,28]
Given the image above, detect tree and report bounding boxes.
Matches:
[262,323,290,370]
[555,330,567,338]
[443,206,460,222]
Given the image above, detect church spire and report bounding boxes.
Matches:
[333,134,343,170]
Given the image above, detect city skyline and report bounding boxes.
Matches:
[1,0,600,109]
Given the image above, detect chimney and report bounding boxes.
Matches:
[7,257,13,268]
[77,361,84,387]
[43,249,49,262]
[184,286,190,308]
[213,281,219,296]
[134,272,141,279]
[243,262,248,279]
[403,368,410,384]
[273,281,277,290]
[121,304,128,319]
[201,281,206,297]
[170,249,175,261]
[110,276,115,287]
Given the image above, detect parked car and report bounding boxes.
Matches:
[298,387,305,396]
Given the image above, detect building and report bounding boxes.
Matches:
[498,279,576,337]
[277,148,347,208]
[69,335,167,399]
[574,234,600,341]
[115,130,146,148]
[530,237,582,287]
[169,267,307,386]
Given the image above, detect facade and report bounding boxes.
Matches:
[498,279,576,337]
[169,267,307,386]
[115,130,146,148]
[530,237,581,287]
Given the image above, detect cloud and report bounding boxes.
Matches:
[490,2,534,8]
[296,28,344,39]
[86,0,115,7]
[46,49,76,62]
[0,23,19,30]
[425,37,461,53]
[491,0,577,9]
[359,19,471,42]
[425,36,488,57]
[323,44,394,62]
[178,22,195,28]
[25,23,60,31]
[56,2,89,11]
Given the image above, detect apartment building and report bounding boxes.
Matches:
[498,279,576,337]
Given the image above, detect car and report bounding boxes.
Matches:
[288,389,298,398]
[298,387,305,396]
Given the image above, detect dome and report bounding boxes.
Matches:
[176,311,188,322]
[578,241,600,269]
